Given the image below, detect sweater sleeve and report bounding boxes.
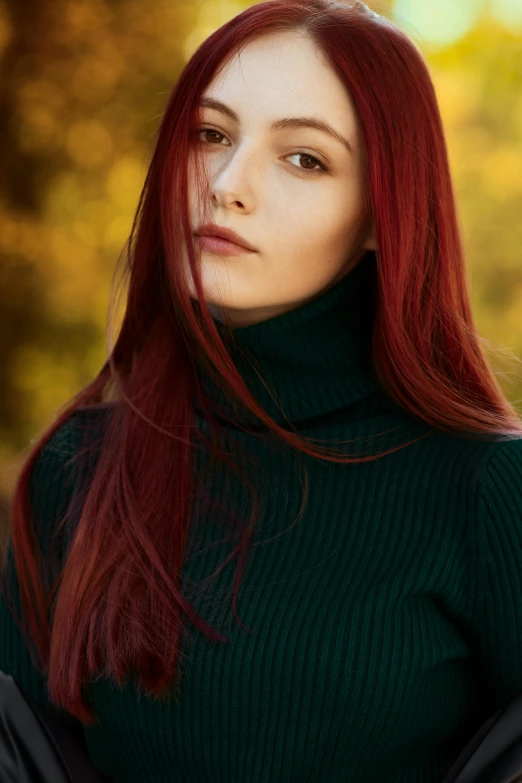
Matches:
[469,436,522,711]
[0,413,84,733]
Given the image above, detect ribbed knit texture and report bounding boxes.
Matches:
[2,250,522,782]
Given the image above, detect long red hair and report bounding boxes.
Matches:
[2,0,522,724]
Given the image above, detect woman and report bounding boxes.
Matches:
[2,0,522,780]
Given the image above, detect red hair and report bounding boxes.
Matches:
[3,0,522,724]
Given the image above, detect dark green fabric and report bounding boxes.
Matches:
[2,250,522,782]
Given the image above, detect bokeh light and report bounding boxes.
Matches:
[492,0,522,26]
[392,0,485,47]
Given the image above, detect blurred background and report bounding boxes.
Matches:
[0,0,521,535]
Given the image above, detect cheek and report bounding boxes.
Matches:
[286,211,353,255]
[280,214,362,278]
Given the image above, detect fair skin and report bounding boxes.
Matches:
[185,29,376,328]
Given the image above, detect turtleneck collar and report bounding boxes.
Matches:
[193,250,381,429]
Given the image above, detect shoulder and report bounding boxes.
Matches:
[411,426,522,486]
[475,435,522,523]
[31,408,96,483]
[477,435,522,480]
[33,404,114,470]
[28,405,115,534]
[29,413,81,512]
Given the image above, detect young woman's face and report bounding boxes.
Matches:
[186,29,376,327]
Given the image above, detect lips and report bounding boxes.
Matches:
[196,236,256,256]
[195,223,257,252]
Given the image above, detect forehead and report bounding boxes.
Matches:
[206,31,359,142]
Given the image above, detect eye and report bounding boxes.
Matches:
[194,128,329,175]
[285,152,328,174]
[196,128,228,145]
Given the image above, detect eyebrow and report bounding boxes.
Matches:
[198,97,354,156]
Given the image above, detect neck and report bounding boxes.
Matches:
[193,251,381,429]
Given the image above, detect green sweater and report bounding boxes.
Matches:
[2,251,522,782]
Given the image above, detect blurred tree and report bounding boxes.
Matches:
[0,0,201,531]
[0,0,198,460]
[428,16,522,398]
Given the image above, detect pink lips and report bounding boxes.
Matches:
[195,223,257,252]
[196,235,256,256]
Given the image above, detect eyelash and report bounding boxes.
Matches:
[194,127,329,175]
